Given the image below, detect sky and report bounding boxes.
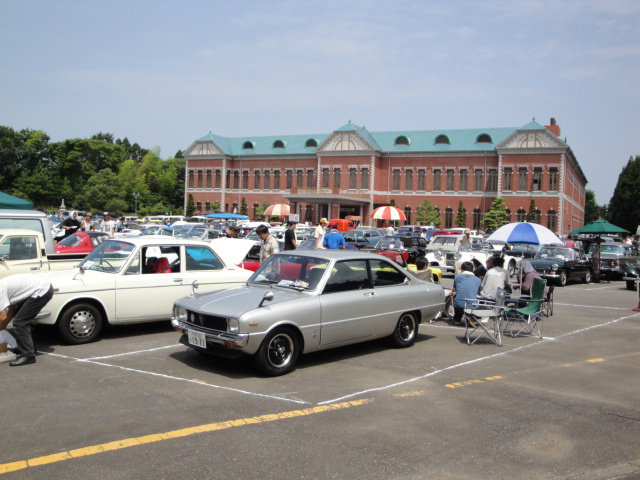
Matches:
[1,0,639,205]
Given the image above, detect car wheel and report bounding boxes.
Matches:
[391,311,418,348]
[627,280,636,291]
[508,261,516,277]
[253,327,300,377]
[557,270,567,287]
[58,303,103,345]
[583,269,591,284]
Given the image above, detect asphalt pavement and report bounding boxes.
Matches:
[1,276,640,479]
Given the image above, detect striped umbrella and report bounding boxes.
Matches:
[264,203,290,216]
[369,206,407,221]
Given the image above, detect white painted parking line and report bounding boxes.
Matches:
[584,285,624,291]
[85,344,183,361]
[555,302,628,310]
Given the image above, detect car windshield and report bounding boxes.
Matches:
[249,254,330,290]
[79,240,136,273]
[141,226,162,235]
[588,244,626,255]
[376,238,405,250]
[57,234,83,247]
[535,247,575,261]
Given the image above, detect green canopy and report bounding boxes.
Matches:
[0,192,33,210]
[570,219,629,235]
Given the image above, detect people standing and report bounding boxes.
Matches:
[225,225,240,238]
[284,221,297,251]
[323,229,346,250]
[79,213,94,232]
[513,260,542,296]
[61,211,81,239]
[385,224,395,236]
[452,261,482,325]
[315,218,328,249]
[257,225,280,263]
[99,212,116,238]
[0,274,54,366]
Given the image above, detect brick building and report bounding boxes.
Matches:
[183,117,587,235]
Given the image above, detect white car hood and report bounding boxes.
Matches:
[210,238,256,265]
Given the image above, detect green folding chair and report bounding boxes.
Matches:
[504,278,545,338]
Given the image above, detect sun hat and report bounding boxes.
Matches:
[320,218,328,223]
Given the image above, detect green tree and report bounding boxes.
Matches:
[211,202,221,213]
[525,199,540,223]
[390,198,396,207]
[0,127,51,192]
[255,201,270,220]
[74,168,127,214]
[456,201,466,228]
[584,189,606,224]
[415,198,440,227]
[186,194,195,217]
[607,155,640,232]
[12,164,73,209]
[240,197,248,216]
[483,197,510,230]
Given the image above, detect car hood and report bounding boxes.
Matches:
[176,284,303,317]
[42,268,116,292]
[210,238,256,265]
[530,259,564,268]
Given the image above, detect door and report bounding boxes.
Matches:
[182,244,247,295]
[0,234,43,275]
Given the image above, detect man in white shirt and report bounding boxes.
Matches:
[0,274,53,366]
[315,218,328,249]
[479,256,511,300]
[100,212,116,238]
[385,224,395,236]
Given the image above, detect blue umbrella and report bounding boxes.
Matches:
[486,222,563,245]
[205,213,250,220]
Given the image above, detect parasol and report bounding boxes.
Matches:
[264,204,291,217]
[486,222,563,245]
[369,206,407,221]
[570,219,629,235]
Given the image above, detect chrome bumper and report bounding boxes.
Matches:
[172,318,250,348]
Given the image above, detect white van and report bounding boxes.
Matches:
[0,210,56,254]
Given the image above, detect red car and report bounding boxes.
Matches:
[54,231,110,254]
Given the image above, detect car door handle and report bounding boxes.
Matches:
[173,278,183,282]
[363,292,375,297]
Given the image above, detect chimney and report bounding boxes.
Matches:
[545,117,561,137]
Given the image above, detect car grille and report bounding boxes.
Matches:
[185,311,228,332]
[445,253,455,267]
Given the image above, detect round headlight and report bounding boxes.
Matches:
[454,252,462,261]
[228,317,239,333]
[175,306,187,322]
[551,263,559,271]
[435,250,443,260]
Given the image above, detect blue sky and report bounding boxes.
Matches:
[1,0,639,205]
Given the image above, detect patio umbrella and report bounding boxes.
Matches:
[570,219,629,235]
[486,222,563,245]
[369,206,407,221]
[264,204,290,217]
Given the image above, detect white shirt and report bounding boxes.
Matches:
[315,225,326,249]
[0,274,52,311]
[479,267,510,299]
[100,220,115,238]
[385,226,395,236]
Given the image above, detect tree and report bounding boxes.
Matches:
[415,198,440,226]
[608,155,640,233]
[0,127,51,192]
[456,201,466,228]
[240,197,248,216]
[74,168,127,214]
[584,189,606,224]
[483,197,510,230]
[186,194,195,217]
[390,198,396,207]
[255,201,270,220]
[525,199,540,223]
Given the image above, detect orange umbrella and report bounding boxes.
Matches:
[264,204,291,216]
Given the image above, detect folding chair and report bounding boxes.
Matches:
[504,278,545,338]
[463,288,506,346]
[541,283,554,317]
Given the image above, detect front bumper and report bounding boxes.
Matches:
[172,318,251,350]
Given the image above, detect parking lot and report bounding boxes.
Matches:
[2,278,640,479]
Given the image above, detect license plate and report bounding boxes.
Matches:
[188,329,207,349]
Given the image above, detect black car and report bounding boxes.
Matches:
[373,235,428,264]
[585,242,640,280]
[529,246,593,286]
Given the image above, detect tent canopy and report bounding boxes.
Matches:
[570,219,630,235]
[205,212,250,220]
[0,192,33,210]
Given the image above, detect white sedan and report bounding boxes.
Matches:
[37,237,253,344]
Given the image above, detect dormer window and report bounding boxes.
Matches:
[242,141,255,150]
[394,136,410,146]
[273,140,285,149]
[434,134,451,145]
[476,134,493,144]
[305,139,318,148]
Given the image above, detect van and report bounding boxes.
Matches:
[328,219,354,232]
[0,209,56,254]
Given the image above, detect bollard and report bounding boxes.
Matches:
[634,279,640,312]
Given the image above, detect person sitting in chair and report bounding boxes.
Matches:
[452,261,482,325]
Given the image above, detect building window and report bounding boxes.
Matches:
[254,171,261,189]
[445,208,453,229]
[473,209,482,230]
[395,136,410,146]
[215,170,221,189]
[516,208,526,222]
[305,139,318,148]
[197,170,203,189]
[532,167,543,191]
[433,169,441,191]
[196,201,202,212]
[254,202,259,219]
[417,170,426,191]
[405,169,413,191]
[503,167,513,191]
[322,168,330,188]
[349,168,357,189]
[225,170,230,189]
[393,170,401,190]
[435,134,450,145]
[404,206,411,224]
[547,210,557,232]
[264,171,271,190]
[459,169,468,192]
[333,168,341,188]
[273,140,285,149]
[518,167,528,191]
[476,134,493,144]
[274,170,280,190]
[205,202,211,212]
[361,167,369,190]
[487,169,498,192]
[233,171,239,190]
[474,170,484,191]
[307,170,314,188]
[242,170,249,190]
[286,170,293,189]
[242,141,254,150]
[446,169,454,191]
[297,170,303,188]
[206,170,212,189]
[188,170,194,189]
[549,167,558,191]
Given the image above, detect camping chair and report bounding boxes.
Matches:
[541,283,554,317]
[504,278,545,338]
[463,288,506,347]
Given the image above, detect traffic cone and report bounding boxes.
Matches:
[633,280,640,312]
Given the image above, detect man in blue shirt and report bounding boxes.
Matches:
[323,229,346,250]
[452,261,482,325]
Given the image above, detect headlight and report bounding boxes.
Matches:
[435,251,443,260]
[227,317,239,333]
[174,306,187,322]
[454,252,462,261]
[551,263,559,271]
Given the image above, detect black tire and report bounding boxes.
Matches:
[583,269,591,284]
[391,311,418,348]
[627,280,636,291]
[58,303,103,345]
[508,261,516,277]
[557,270,567,287]
[253,328,300,377]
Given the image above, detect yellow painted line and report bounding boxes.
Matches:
[0,399,372,475]
[587,358,605,363]
[393,390,424,397]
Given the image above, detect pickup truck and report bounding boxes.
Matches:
[0,229,85,277]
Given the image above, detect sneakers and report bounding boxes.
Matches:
[0,351,18,363]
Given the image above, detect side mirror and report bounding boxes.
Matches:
[258,291,274,308]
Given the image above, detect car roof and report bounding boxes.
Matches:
[271,249,395,261]
[103,236,210,246]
